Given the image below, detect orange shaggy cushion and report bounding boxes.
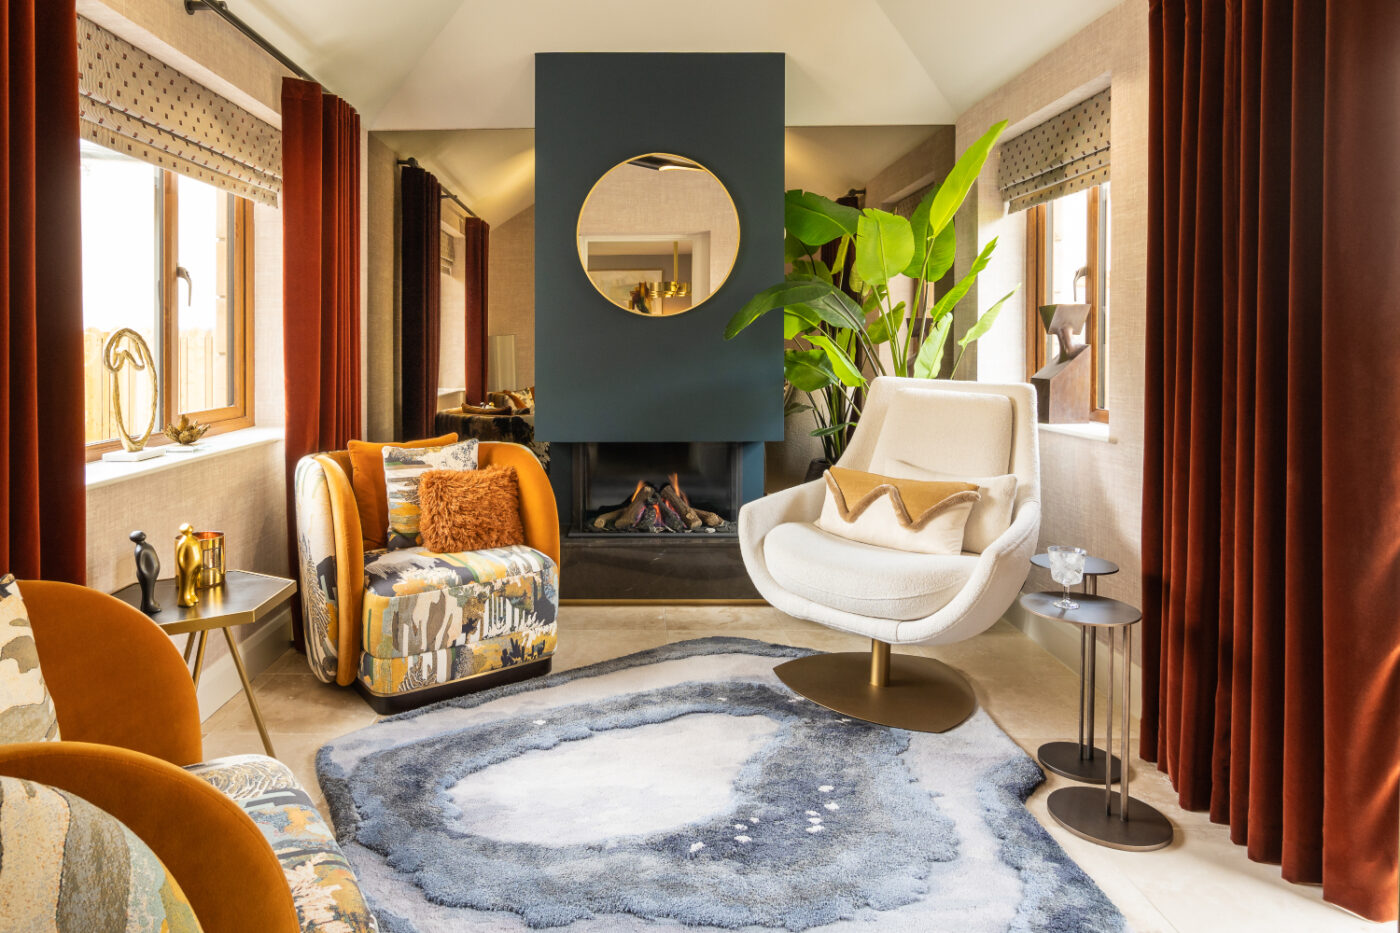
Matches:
[418,466,525,553]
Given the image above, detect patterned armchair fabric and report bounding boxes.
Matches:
[188,756,376,933]
[294,443,560,709]
[360,546,558,696]
[294,457,341,685]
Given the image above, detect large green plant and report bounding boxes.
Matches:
[725,121,1018,462]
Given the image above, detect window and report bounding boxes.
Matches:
[80,140,254,457]
[1025,183,1111,421]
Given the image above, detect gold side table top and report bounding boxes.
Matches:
[111,570,295,635]
[112,569,294,759]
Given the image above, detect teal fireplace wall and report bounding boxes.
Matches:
[533,52,785,444]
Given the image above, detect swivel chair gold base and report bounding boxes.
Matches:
[774,639,977,733]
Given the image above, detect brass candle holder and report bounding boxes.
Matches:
[195,531,226,588]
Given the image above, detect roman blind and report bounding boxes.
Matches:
[997,88,1110,213]
[77,17,281,206]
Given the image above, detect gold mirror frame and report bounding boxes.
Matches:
[576,152,740,317]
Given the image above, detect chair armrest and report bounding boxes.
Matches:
[480,442,561,567]
[21,580,203,766]
[738,479,827,609]
[0,742,299,933]
[313,454,365,686]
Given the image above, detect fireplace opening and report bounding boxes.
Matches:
[572,442,741,538]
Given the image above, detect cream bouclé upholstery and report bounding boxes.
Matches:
[740,378,1040,646]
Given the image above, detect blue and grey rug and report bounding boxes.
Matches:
[317,638,1125,932]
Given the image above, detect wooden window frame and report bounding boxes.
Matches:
[1024,184,1109,423]
[86,172,255,461]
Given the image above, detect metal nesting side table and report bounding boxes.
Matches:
[112,570,293,758]
[1029,553,1123,784]
[1019,590,1174,851]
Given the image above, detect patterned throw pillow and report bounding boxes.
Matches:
[0,575,59,743]
[383,439,479,549]
[0,775,203,931]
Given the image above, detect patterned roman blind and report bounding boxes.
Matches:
[77,17,281,206]
[997,88,1110,213]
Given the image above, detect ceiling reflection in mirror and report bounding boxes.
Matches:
[577,153,740,316]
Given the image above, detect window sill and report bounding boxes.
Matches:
[85,426,284,490]
[1039,421,1115,444]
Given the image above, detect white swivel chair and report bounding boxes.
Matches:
[739,377,1040,732]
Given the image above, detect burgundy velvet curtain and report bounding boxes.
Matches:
[398,164,440,440]
[1,0,86,583]
[1142,0,1400,920]
[281,78,362,648]
[462,217,489,400]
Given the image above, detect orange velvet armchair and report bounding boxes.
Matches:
[0,582,300,933]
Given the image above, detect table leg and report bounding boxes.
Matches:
[1121,624,1132,821]
[223,627,277,758]
[1104,625,1116,814]
[1077,626,1088,754]
[191,631,209,687]
[1087,575,1098,754]
[183,632,197,664]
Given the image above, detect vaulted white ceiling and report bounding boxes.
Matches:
[228,0,1124,129]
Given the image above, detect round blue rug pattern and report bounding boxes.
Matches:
[317,637,1126,932]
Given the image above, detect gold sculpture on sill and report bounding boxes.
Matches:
[102,329,160,458]
[174,524,202,608]
[163,413,210,446]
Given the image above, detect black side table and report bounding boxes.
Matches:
[1029,553,1122,784]
[1019,591,1174,851]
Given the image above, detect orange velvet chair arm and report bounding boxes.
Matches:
[21,580,203,766]
[314,453,365,686]
[479,442,561,566]
[0,742,299,933]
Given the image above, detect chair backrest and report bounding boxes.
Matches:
[838,378,1040,510]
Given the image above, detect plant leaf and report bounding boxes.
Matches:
[928,236,998,323]
[784,401,813,417]
[866,301,907,345]
[790,258,833,284]
[811,422,853,438]
[913,315,954,379]
[854,209,914,287]
[958,287,1019,347]
[903,200,956,281]
[784,348,838,392]
[785,190,860,246]
[783,305,822,339]
[804,333,867,387]
[784,232,808,263]
[726,280,854,339]
[925,120,1008,238]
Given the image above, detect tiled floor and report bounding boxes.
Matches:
[203,604,1379,933]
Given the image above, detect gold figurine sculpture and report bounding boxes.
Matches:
[174,523,202,608]
[102,329,162,462]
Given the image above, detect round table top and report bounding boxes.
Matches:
[1031,552,1120,576]
[1018,591,1142,627]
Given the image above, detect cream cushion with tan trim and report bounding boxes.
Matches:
[816,467,980,555]
[884,461,1019,554]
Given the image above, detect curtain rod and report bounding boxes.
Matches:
[184,0,318,84]
[396,158,480,220]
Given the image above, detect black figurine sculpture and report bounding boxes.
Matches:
[130,530,161,614]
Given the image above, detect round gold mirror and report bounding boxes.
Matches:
[577,153,740,316]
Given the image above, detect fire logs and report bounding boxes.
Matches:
[589,474,733,534]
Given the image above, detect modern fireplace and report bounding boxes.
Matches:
[571,442,742,537]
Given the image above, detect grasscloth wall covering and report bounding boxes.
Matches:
[77,16,281,205]
[3,0,87,584]
[1142,0,1400,920]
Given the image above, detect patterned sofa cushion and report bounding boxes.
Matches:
[0,775,202,931]
[187,754,377,933]
[360,546,558,696]
[0,575,60,743]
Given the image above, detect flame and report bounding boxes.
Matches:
[631,479,647,502]
[668,472,688,506]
